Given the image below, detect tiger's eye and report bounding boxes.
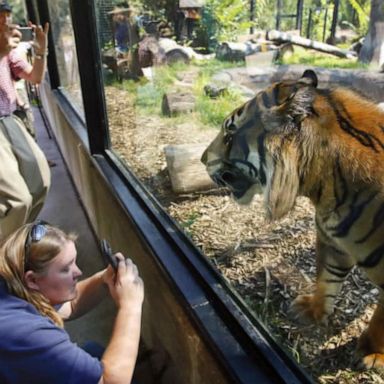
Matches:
[225,123,237,134]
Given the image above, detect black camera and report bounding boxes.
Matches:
[100,239,119,271]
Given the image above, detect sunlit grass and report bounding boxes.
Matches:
[109,59,246,127]
[194,61,246,128]
[194,57,245,77]
[279,46,368,69]
[196,91,244,128]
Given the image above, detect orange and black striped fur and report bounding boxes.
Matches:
[201,70,384,369]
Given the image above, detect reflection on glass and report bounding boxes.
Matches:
[97,2,249,202]
[48,0,84,118]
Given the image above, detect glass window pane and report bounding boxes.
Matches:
[48,0,84,118]
[94,1,374,382]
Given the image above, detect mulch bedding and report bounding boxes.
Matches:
[106,85,384,383]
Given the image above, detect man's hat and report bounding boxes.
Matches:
[0,1,12,12]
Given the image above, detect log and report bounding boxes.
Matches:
[267,30,356,59]
[216,41,276,62]
[162,92,196,116]
[102,49,118,78]
[179,0,204,7]
[216,42,258,61]
[164,144,216,194]
[158,38,192,64]
[138,36,166,67]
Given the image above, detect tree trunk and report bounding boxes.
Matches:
[267,30,356,58]
[358,0,384,68]
[328,0,340,45]
[216,41,274,61]
[158,38,192,64]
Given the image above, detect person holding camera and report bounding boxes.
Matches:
[0,1,51,241]
[0,221,144,383]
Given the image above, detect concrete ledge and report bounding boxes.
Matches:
[223,65,384,102]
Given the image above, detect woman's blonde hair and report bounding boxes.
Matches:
[0,223,77,327]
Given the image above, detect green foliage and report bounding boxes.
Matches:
[302,0,334,42]
[345,0,370,35]
[204,0,252,42]
[10,0,27,25]
[136,0,177,20]
[253,0,275,31]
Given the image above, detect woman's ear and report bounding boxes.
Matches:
[24,270,41,291]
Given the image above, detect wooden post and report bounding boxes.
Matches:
[276,0,282,30]
[250,0,255,34]
[296,0,304,34]
[322,6,329,43]
[329,0,340,45]
[306,8,313,39]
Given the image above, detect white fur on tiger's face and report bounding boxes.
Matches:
[201,69,384,370]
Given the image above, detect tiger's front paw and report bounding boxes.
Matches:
[355,330,384,370]
[354,354,384,370]
[289,294,328,325]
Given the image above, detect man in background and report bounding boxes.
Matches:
[0,1,51,239]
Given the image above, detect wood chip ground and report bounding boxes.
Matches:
[106,81,384,384]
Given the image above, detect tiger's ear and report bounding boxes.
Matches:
[279,70,317,125]
[265,153,300,220]
[299,69,318,88]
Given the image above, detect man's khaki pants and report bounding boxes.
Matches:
[0,115,50,240]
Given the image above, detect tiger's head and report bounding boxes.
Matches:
[201,69,319,220]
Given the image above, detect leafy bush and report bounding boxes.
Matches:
[204,0,252,43]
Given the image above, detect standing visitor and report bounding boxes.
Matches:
[0,11,51,240]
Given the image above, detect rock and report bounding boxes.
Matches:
[161,92,196,116]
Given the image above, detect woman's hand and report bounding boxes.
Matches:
[104,253,144,311]
[101,262,115,286]
[101,254,143,384]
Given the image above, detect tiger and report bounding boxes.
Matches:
[201,69,384,369]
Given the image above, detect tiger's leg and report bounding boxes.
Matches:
[355,293,384,369]
[290,236,354,324]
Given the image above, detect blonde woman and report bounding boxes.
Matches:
[0,222,144,384]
